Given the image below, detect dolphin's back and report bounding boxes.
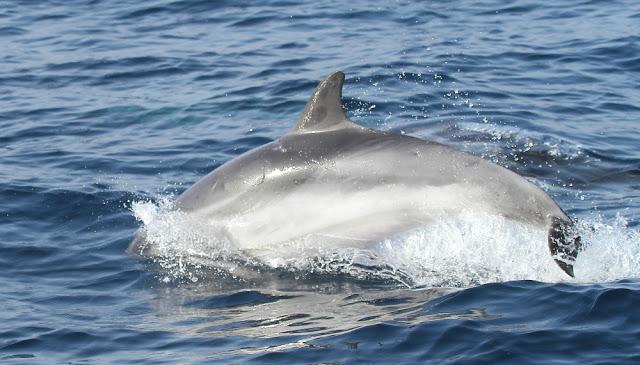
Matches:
[177,125,566,241]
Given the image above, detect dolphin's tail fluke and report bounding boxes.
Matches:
[548,217,581,277]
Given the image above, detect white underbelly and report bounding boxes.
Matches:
[215,182,501,250]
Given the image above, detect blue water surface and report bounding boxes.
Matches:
[1,0,640,363]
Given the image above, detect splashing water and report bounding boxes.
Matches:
[131,198,238,283]
[573,214,640,282]
[131,197,639,287]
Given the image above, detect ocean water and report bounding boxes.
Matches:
[2,0,640,363]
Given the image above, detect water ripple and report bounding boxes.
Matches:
[1,0,639,363]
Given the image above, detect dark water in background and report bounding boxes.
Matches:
[2,0,640,363]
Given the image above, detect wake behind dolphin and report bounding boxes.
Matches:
[130,71,580,278]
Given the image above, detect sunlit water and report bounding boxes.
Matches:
[2,0,640,363]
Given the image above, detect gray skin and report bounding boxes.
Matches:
[130,71,580,277]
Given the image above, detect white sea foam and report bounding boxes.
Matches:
[572,213,640,283]
[131,198,639,287]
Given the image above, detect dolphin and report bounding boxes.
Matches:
[130,71,580,277]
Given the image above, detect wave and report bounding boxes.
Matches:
[130,197,639,287]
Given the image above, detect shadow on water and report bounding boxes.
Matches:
[144,269,464,357]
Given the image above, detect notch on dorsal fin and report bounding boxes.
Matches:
[289,71,355,134]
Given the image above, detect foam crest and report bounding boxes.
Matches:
[376,212,565,287]
[131,198,238,282]
[572,214,640,282]
[130,198,639,287]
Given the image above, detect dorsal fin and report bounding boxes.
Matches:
[289,71,355,133]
